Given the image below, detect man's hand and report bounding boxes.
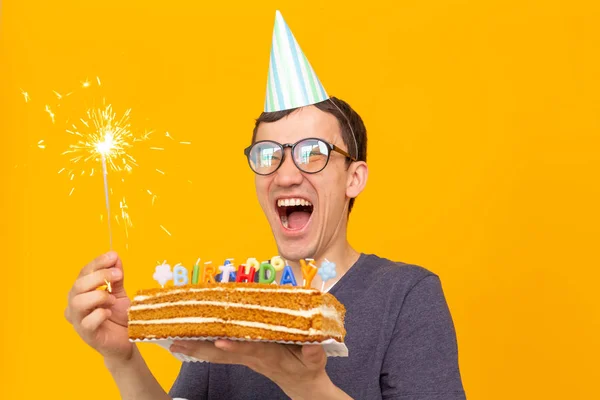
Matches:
[170,340,352,400]
[65,251,133,362]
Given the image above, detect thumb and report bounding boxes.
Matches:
[110,257,127,296]
[301,345,326,368]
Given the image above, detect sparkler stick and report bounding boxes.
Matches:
[100,153,113,249]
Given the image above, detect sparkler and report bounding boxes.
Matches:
[22,78,192,248]
[62,102,140,249]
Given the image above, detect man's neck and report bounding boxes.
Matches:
[289,241,361,290]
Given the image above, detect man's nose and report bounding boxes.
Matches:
[274,149,303,187]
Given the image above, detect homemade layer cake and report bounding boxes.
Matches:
[128,282,346,343]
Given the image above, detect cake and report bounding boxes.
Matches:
[128,282,346,343]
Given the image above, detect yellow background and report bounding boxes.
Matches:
[1,0,599,398]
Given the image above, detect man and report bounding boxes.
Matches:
[65,11,466,400]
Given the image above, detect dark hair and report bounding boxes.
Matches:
[251,97,367,213]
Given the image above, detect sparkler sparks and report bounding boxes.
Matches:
[160,225,172,236]
[146,189,158,206]
[28,77,190,249]
[21,89,30,103]
[116,197,133,248]
[62,104,139,174]
[45,105,55,123]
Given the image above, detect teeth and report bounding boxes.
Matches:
[277,198,313,207]
[281,215,288,228]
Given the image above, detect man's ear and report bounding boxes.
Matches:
[346,161,368,199]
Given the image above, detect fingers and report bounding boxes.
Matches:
[78,251,118,278]
[69,290,116,323]
[213,339,273,357]
[71,267,123,299]
[80,308,112,332]
[65,252,121,325]
[170,341,245,365]
[301,345,326,367]
[214,340,325,370]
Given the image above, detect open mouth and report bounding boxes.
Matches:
[276,198,314,231]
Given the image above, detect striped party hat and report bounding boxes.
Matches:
[264,10,329,112]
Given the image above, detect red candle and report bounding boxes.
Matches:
[236,265,256,283]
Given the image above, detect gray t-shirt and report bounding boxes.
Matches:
[169,253,466,399]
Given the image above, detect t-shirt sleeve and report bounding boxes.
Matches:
[380,274,466,400]
[168,362,209,400]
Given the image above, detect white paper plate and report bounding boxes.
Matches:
[132,336,348,362]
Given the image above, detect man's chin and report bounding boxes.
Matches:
[275,237,315,263]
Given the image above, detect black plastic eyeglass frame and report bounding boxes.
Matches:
[243,137,357,176]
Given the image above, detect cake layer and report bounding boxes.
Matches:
[129,319,341,342]
[129,302,343,331]
[133,286,321,311]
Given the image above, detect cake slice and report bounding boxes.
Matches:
[128,282,346,343]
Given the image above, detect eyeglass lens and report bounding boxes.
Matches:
[248,139,330,175]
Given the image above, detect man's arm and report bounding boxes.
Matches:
[170,340,352,400]
[105,346,171,400]
[381,274,466,399]
[65,252,171,400]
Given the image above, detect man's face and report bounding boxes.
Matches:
[253,106,351,262]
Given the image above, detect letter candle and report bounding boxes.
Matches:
[201,261,217,283]
[271,256,285,272]
[218,262,236,283]
[173,263,189,286]
[258,262,276,284]
[236,265,256,282]
[191,258,200,284]
[300,258,318,288]
[280,264,297,286]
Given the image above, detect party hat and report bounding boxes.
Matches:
[264,10,329,112]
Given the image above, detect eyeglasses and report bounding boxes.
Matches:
[244,137,357,176]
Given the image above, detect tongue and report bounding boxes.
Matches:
[287,211,311,230]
